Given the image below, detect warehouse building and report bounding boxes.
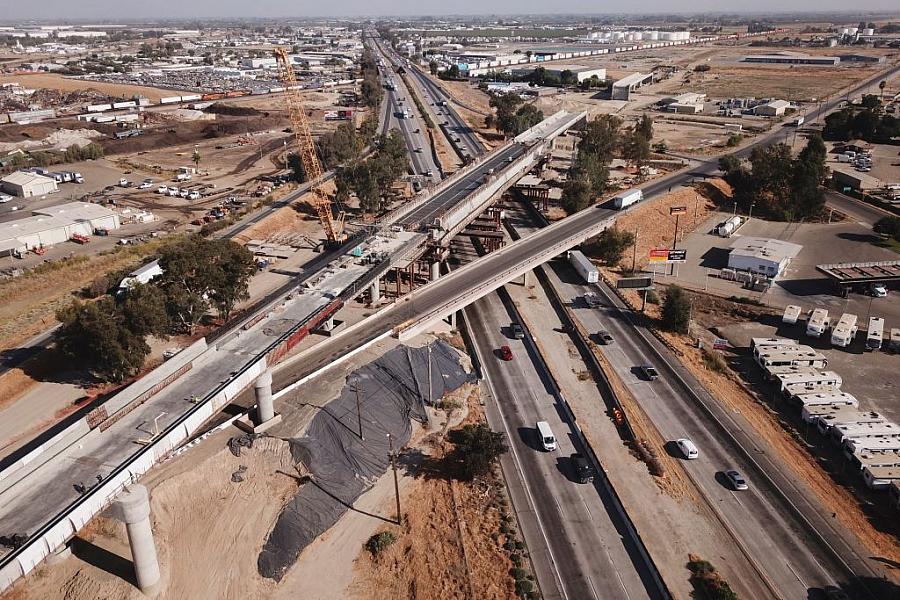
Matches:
[661,92,706,113]
[743,53,840,66]
[0,202,120,255]
[754,99,792,117]
[839,54,886,64]
[1,171,58,198]
[728,236,803,278]
[832,167,881,191]
[541,65,606,83]
[611,72,653,100]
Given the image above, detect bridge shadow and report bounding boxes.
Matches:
[72,536,136,587]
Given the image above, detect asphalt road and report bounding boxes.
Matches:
[398,144,523,229]
[824,189,894,227]
[507,209,890,598]
[465,285,662,600]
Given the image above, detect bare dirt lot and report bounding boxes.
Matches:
[690,64,882,102]
[0,73,190,103]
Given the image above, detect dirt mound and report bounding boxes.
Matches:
[205,103,263,117]
[59,569,131,600]
[150,435,300,599]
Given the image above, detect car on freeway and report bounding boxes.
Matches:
[415,147,423,153]
[675,438,699,459]
[584,292,602,308]
[571,453,594,483]
[499,345,513,361]
[639,364,659,381]
[597,330,614,345]
[510,322,525,340]
[724,470,748,491]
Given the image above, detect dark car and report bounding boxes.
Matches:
[724,470,749,491]
[597,330,614,344]
[510,322,525,340]
[499,345,513,361]
[639,365,659,380]
[571,453,594,483]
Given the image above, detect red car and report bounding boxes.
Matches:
[499,345,513,361]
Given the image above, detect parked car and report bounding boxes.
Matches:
[724,470,749,491]
[499,345,513,361]
[675,438,699,460]
[0,194,11,203]
[571,453,594,483]
[639,365,659,381]
[157,185,168,194]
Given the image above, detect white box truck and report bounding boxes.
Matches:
[568,250,599,283]
[613,188,643,209]
[806,308,830,338]
[830,313,858,347]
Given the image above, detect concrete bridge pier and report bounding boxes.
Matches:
[430,261,441,282]
[370,278,381,303]
[255,369,275,424]
[113,485,160,596]
[517,270,535,288]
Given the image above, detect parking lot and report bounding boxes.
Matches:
[661,211,899,321]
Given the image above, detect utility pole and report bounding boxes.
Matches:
[631,226,638,274]
[387,433,402,524]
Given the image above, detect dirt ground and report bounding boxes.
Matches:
[690,64,882,102]
[350,390,517,600]
[0,73,190,103]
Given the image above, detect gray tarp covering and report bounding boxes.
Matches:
[258,341,472,580]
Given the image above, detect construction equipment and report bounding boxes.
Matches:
[273,47,345,244]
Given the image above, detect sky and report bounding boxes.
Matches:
[2,1,899,21]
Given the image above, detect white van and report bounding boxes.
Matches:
[536,421,557,451]
[676,438,699,459]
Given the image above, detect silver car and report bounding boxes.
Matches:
[724,470,749,491]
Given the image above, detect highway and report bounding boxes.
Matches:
[824,189,895,227]
[465,281,663,600]
[507,208,891,598]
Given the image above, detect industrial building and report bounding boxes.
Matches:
[753,99,792,117]
[838,54,886,64]
[743,53,840,66]
[541,65,606,83]
[661,92,706,113]
[611,72,653,100]
[0,201,120,256]
[727,236,803,278]
[1,171,58,198]
[832,167,881,191]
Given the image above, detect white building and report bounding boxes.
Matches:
[728,236,802,278]
[1,171,58,198]
[754,99,792,117]
[541,65,606,83]
[0,201,120,254]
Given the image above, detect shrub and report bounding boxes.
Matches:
[702,348,728,373]
[687,555,738,600]
[364,531,396,556]
[644,289,660,305]
[510,568,527,579]
[515,579,534,596]
[661,285,691,333]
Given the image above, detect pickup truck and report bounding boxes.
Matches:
[571,453,593,483]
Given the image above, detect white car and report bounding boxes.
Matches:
[157,186,168,194]
[675,438,699,460]
[138,182,152,189]
[872,284,888,298]
[0,194,12,203]
[188,191,201,200]
[179,189,190,198]
[168,187,179,196]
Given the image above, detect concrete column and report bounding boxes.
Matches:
[113,485,159,595]
[430,261,440,282]
[254,369,274,424]
[518,270,534,287]
[370,278,381,303]
[448,310,457,331]
[319,316,335,332]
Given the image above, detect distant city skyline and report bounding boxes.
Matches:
[2,2,900,22]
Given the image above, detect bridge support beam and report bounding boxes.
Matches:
[517,270,535,288]
[113,485,160,596]
[430,261,441,282]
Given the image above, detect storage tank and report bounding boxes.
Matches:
[717,216,742,237]
[862,28,874,36]
[647,31,659,40]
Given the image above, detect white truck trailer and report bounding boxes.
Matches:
[830,313,858,347]
[568,250,599,284]
[612,188,643,209]
[777,370,842,395]
[806,308,830,338]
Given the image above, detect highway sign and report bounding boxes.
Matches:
[617,276,653,289]
[668,249,687,263]
[670,206,687,215]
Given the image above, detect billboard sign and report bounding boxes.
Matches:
[617,276,653,289]
[670,206,687,215]
[648,249,687,263]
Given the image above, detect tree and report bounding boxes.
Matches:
[561,176,593,214]
[636,114,654,141]
[583,228,635,267]
[860,94,881,110]
[451,423,507,480]
[55,298,151,382]
[447,64,460,79]
[559,69,577,86]
[192,148,201,172]
[622,127,651,168]
[428,60,438,76]
[120,283,170,337]
[318,121,363,169]
[880,79,888,101]
[661,285,691,334]
[286,152,306,183]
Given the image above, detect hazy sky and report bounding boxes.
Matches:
[3,1,899,21]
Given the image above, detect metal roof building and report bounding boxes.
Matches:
[1,171,58,198]
[727,236,802,278]
[0,202,120,255]
[611,72,652,100]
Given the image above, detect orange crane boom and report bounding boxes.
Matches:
[273,47,344,243]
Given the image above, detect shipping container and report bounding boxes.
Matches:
[180,94,202,102]
[159,96,182,105]
[112,101,137,109]
[87,103,112,113]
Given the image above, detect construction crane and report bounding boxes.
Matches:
[273,47,345,244]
